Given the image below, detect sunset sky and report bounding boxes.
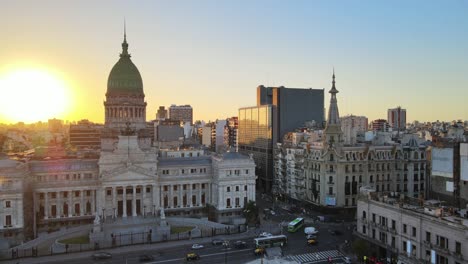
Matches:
[1,0,467,124]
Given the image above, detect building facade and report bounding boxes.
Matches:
[356,193,468,264]
[341,115,368,145]
[69,119,103,150]
[0,32,257,247]
[388,107,407,131]
[274,73,429,209]
[169,104,193,124]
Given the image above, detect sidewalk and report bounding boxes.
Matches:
[2,227,260,264]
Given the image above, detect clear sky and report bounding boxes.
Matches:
[1,0,467,124]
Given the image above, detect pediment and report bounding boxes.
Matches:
[101,165,156,182]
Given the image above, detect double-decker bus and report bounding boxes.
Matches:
[287,217,304,232]
[254,235,288,248]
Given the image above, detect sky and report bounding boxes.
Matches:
[1,0,467,124]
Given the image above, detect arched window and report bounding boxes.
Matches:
[362,211,367,219]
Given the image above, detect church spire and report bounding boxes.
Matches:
[121,19,130,58]
[323,69,343,146]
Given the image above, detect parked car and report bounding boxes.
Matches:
[139,254,154,262]
[186,252,200,261]
[306,234,317,240]
[234,241,247,249]
[344,256,352,263]
[305,227,319,235]
[307,239,318,245]
[258,232,272,238]
[191,243,204,249]
[212,239,224,246]
[92,252,112,260]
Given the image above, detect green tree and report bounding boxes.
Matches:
[243,201,259,225]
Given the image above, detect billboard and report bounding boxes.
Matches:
[431,147,453,178]
[325,196,336,206]
[461,143,468,181]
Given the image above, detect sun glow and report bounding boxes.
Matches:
[0,68,72,123]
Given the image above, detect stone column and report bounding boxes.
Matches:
[112,186,117,218]
[68,191,73,217]
[132,185,137,217]
[80,190,84,216]
[179,184,183,207]
[91,189,96,215]
[189,184,193,207]
[57,192,62,218]
[123,187,127,217]
[44,192,49,219]
[142,185,146,216]
[169,185,173,208]
[198,183,202,206]
[152,184,157,214]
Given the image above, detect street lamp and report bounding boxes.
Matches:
[222,240,230,264]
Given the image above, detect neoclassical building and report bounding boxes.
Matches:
[0,31,256,247]
[274,73,428,209]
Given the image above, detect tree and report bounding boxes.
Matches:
[243,201,259,225]
[352,239,368,260]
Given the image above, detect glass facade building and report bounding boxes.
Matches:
[238,105,275,191]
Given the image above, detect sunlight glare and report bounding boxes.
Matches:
[0,68,71,123]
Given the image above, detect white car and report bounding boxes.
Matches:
[258,232,273,238]
[304,227,318,235]
[191,244,204,250]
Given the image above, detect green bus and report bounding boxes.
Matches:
[254,235,288,248]
[287,217,304,232]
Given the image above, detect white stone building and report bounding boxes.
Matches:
[356,193,468,264]
[0,32,257,246]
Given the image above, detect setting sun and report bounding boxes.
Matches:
[0,68,71,123]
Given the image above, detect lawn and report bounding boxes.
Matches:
[170,226,194,234]
[58,235,90,244]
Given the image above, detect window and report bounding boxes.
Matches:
[227,187,231,192]
[183,184,187,190]
[403,241,407,252]
[403,224,407,233]
[436,235,448,249]
[362,225,366,234]
[329,176,333,183]
[372,213,376,223]
[192,184,196,190]
[456,241,461,254]
[372,229,376,239]
[235,197,240,207]
[86,190,91,196]
[5,201,11,208]
[226,198,231,208]
[107,190,112,196]
[75,191,80,197]
[245,170,249,174]
[370,175,374,183]
[202,184,205,189]
[5,215,12,226]
[244,185,247,191]
[173,185,178,191]
[425,231,431,242]
[362,211,367,219]
[163,186,168,192]
[146,187,151,193]
[412,227,416,237]
[391,220,396,230]
[236,186,239,192]
[328,187,333,195]
[51,193,57,199]
[345,198,349,206]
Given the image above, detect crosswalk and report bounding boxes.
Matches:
[286,249,343,263]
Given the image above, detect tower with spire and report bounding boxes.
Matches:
[323,70,343,147]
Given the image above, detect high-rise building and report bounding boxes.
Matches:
[388,107,406,131]
[169,104,193,124]
[371,119,390,132]
[156,106,168,120]
[340,115,368,145]
[240,85,324,191]
[69,120,103,150]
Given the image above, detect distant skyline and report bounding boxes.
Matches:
[1,0,467,124]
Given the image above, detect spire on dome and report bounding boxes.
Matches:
[121,19,130,58]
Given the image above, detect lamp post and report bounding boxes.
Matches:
[222,240,229,264]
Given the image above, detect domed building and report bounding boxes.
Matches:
[101,30,151,151]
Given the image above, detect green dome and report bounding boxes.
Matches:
[107,37,144,95]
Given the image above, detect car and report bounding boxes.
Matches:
[92,252,112,260]
[270,210,276,215]
[343,256,352,263]
[212,239,224,246]
[328,229,343,236]
[254,247,265,255]
[306,234,317,240]
[305,227,319,235]
[234,241,247,249]
[258,232,273,238]
[139,254,154,262]
[307,239,318,245]
[191,243,204,249]
[186,252,200,261]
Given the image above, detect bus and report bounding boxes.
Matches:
[287,217,304,232]
[254,235,288,248]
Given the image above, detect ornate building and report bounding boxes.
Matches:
[274,72,428,209]
[0,31,256,247]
